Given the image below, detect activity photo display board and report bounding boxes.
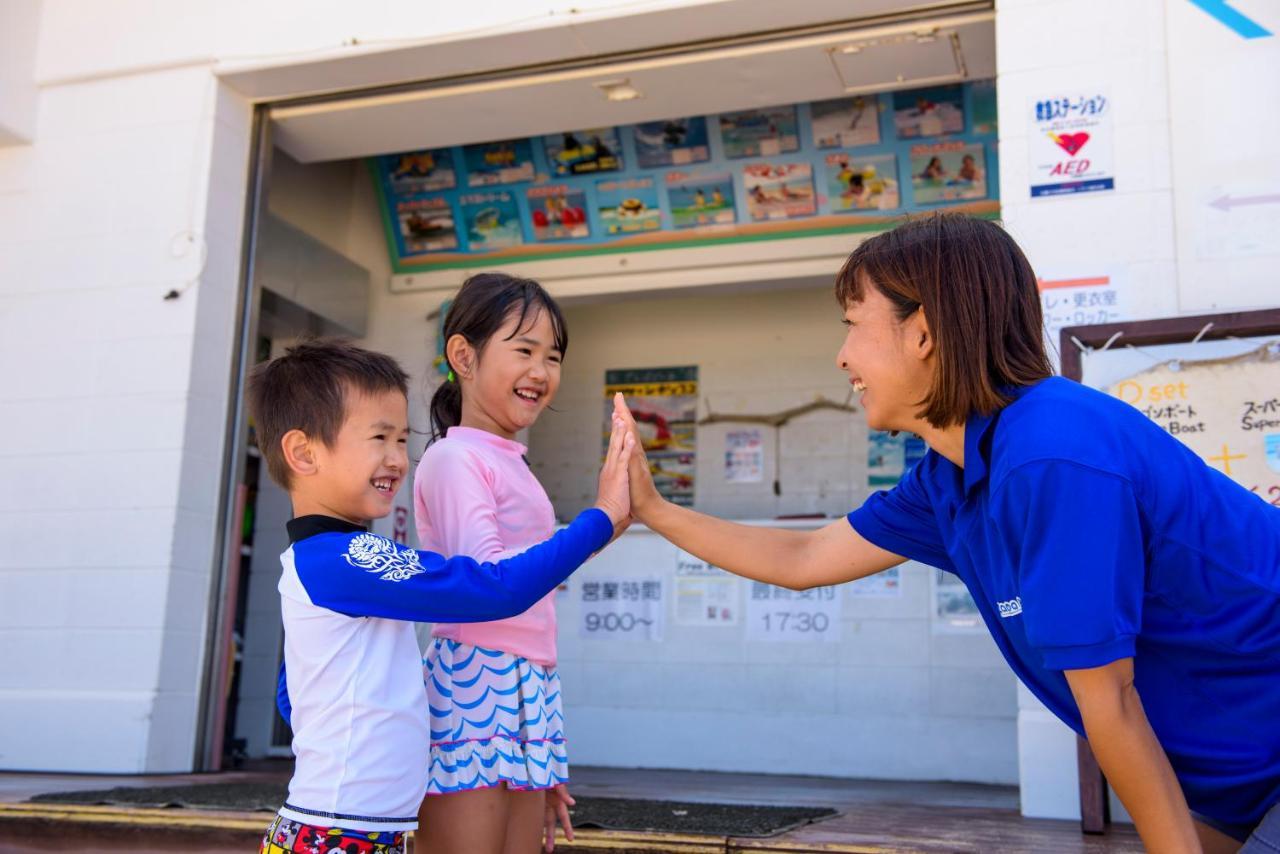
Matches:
[372,80,1000,271]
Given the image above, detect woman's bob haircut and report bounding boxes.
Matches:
[835,213,1053,428]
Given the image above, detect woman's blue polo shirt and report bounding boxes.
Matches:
[848,376,1280,827]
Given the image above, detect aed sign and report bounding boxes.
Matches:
[1029,91,1115,198]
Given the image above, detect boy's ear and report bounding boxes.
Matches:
[281,429,320,478]
[446,333,476,379]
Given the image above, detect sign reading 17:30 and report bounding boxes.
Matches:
[745,583,842,642]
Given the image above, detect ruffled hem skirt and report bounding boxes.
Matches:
[423,638,568,795]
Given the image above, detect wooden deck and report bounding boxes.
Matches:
[0,763,1143,853]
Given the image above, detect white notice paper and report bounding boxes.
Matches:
[674,549,740,626]
[724,429,764,484]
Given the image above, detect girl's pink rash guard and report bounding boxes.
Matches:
[414,426,560,666]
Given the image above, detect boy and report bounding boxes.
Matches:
[246,339,633,854]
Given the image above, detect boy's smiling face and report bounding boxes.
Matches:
[286,388,410,524]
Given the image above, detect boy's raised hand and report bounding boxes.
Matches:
[593,407,636,535]
[612,393,663,521]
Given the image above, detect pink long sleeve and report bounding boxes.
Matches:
[413,427,559,665]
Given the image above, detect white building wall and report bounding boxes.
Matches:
[0,0,40,145]
[995,0,1279,819]
[0,0,638,774]
[0,60,251,772]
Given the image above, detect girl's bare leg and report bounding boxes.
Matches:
[502,787,547,854]
[417,786,509,854]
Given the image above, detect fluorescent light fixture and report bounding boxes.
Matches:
[594,78,642,101]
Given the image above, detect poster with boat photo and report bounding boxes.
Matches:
[543,128,623,176]
[394,196,458,254]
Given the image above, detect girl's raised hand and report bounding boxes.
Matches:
[593,410,635,530]
[612,393,663,521]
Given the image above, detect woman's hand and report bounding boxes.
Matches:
[593,408,636,532]
[612,393,664,523]
[543,784,575,852]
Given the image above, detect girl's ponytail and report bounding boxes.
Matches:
[428,374,463,441]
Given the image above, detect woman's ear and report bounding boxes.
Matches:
[445,333,475,379]
[908,307,935,361]
[281,429,319,478]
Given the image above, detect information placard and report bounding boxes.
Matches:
[578,577,665,641]
[745,582,841,642]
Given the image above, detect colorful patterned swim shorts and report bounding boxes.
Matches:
[260,813,406,854]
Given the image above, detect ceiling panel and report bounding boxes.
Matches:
[218,0,979,101]
[270,11,994,163]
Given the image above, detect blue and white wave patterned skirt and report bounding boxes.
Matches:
[423,638,568,795]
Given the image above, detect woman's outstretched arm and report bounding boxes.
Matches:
[612,394,904,590]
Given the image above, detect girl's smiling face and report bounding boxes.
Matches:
[450,307,562,440]
[835,282,934,433]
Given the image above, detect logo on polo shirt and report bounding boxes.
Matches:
[996,596,1023,618]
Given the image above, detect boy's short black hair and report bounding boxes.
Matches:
[246,338,410,488]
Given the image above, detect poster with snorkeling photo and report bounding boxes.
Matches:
[742,162,816,221]
[459,191,523,250]
[810,96,881,149]
[597,177,662,235]
[825,153,899,212]
[633,118,711,168]
[909,142,987,204]
[603,366,698,507]
[526,184,590,242]
[543,128,623,176]
[666,170,736,229]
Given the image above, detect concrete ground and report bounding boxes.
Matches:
[0,763,1142,853]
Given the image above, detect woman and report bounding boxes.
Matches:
[615,213,1280,853]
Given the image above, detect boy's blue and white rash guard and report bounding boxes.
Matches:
[275,509,612,832]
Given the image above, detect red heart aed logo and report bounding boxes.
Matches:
[1052,132,1090,156]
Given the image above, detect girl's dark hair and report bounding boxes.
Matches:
[429,272,568,440]
[834,212,1052,428]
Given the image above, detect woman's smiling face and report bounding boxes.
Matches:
[835,282,933,433]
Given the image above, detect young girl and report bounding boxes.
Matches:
[414,273,583,854]
[615,213,1280,853]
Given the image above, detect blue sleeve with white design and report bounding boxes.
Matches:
[292,508,613,622]
[275,660,291,727]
